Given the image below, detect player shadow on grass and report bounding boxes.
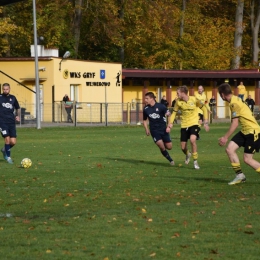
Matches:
[106,157,229,183]
[107,157,172,167]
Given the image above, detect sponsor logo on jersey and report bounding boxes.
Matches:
[2,103,13,109]
[149,113,160,119]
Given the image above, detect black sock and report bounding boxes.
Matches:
[161,150,173,162]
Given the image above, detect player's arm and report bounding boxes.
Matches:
[167,103,179,130]
[205,101,211,112]
[197,100,210,131]
[143,119,150,136]
[143,111,150,136]
[218,118,239,146]
[14,99,20,122]
[15,108,20,122]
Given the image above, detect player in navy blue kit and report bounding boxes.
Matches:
[143,92,174,165]
[0,83,20,164]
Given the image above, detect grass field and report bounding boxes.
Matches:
[0,124,260,259]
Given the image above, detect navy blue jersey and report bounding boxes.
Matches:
[0,94,20,124]
[143,103,169,132]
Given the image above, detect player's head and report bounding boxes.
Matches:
[145,92,156,105]
[218,83,232,101]
[2,83,10,96]
[198,85,204,94]
[176,85,188,100]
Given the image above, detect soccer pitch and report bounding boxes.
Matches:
[0,125,260,259]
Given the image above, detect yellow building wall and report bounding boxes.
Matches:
[0,59,122,122]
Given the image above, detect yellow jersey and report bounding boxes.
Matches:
[195,92,210,113]
[237,84,246,95]
[170,96,207,128]
[230,95,260,135]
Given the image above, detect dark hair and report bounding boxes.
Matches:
[218,83,232,96]
[177,85,188,94]
[2,83,10,87]
[145,92,156,99]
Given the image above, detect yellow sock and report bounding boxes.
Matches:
[231,163,242,174]
[256,167,260,174]
[192,152,198,160]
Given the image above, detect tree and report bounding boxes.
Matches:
[70,0,84,58]
[250,0,260,66]
[232,0,244,69]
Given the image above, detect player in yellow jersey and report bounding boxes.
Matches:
[195,85,211,140]
[218,83,260,185]
[166,85,209,169]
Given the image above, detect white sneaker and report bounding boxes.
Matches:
[7,157,14,164]
[228,173,246,185]
[170,160,175,166]
[185,152,191,164]
[194,161,200,169]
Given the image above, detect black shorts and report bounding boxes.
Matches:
[150,130,171,144]
[180,125,199,142]
[0,123,17,138]
[231,131,260,154]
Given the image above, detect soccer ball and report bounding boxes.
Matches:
[21,158,32,168]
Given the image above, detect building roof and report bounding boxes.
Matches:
[122,68,260,79]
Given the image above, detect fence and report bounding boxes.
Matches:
[16,102,260,127]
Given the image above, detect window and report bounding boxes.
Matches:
[70,85,79,101]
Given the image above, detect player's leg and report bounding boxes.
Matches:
[153,132,174,165]
[180,128,191,164]
[4,124,17,164]
[243,153,260,170]
[163,133,174,165]
[0,124,12,162]
[155,140,174,165]
[3,136,14,164]
[243,133,260,174]
[226,135,246,185]
[190,134,200,169]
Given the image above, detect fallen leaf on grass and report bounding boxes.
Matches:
[210,249,219,254]
[245,224,252,228]
[149,252,156,257]
[244,231,254,234]
[240,198,249,201]
[46,249,52,253]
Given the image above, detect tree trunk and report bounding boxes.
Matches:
[118,0,125,64]
[73,0,84,58]
[179,0,186,70]
[250,0,260,66]
[232,0,244,69]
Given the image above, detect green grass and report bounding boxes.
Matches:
[0,124,260,259]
